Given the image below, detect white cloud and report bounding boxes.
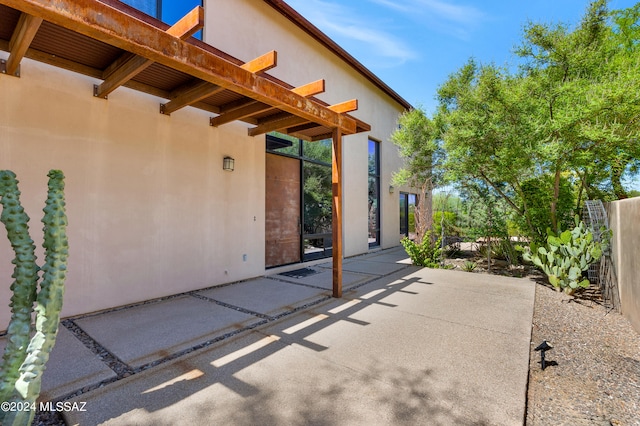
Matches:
[370,0,487,39]
[284,0,418,66]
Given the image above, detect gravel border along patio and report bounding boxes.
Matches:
[526,284,640,425]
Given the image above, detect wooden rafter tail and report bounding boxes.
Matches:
[286,122,318,134]
[210,102,273,127]
[160,81,224,115]
[248,115,308,137]
[210,78,326,127]
[95,6,204,99]
[248,98,358,137]
[311,132,335,141]
[0,0,357,133]
[165,5,204,40]
[5,12,43,76]
[328,99,358,113]
[161,50,278,116]
[291,79,325,96]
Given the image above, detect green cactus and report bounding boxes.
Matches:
[522,216,608,295]
[0,170,68,426]
[0,171,40,411]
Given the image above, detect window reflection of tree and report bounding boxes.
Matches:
[303,140,332,253]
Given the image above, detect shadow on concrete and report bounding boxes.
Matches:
[63,272,498,425]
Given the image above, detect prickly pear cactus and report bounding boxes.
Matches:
[522,216,607,295]
[0,170,68,426]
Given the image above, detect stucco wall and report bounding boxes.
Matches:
[607,198,640,334]
[0,58,266,327]
[203,0,407,255]
[0,2,408,328]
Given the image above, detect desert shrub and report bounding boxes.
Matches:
[462,261,477,272]
[401,231,443,268]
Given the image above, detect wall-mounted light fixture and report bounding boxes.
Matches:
[389,185,395,194]
[223,156,235,172]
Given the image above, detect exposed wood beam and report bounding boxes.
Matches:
[328,99,358,114]
[286,122,319,134]
[0,0,357,134]
[247,115,308,137]
[163,5,204,39]
[0,38,222,116]
[210,102,271,127]
[291,79,325,97]
[161,50,278,115]
[5,12,43,76]
[241,50,278,74]
[95,55,152,99]
[311,133,335,141]
[332,127,343,297]
[95,6,204,99]
[210,79,325,127]
[160,80,224,115]
[247,97,356,136]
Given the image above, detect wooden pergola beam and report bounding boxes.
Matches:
[163,5,204,40]
[4,12,42,76]
[160,81,224,115]
[0,0,357,134]
[248,115,308,137]
[210,79,325,127]
[161,50,278,116]
[247,98,358,137]
[95,6,204,99]
[332,127,343,297]
[210,101,272,127]
[327,99,358,114]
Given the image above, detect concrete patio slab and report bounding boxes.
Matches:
[347,267,536,336]
[0,326,116,401]
[64,265,534,426]
[257,272,534,425]
[272,268,374,290]
[75,295,262,368]
[65,330,443,426]
[340,258,409,276]
[358,247,412,264]
[195,278,329,318]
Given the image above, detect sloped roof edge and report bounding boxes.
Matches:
[263,0,413,111]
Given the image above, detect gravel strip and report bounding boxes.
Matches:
[526,283,640,425]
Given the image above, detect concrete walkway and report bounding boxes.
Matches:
[1,247,536,425]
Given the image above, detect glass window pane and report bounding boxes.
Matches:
[368,141,378,175]
[400,194,407,235]
[408,194,417,235]
[304,162,332,235]
[121,0,159,17]
[368,140,380,246]
[303,139,332,164]
[368,176,378,241]
[266,133,299,156]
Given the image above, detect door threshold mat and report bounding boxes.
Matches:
[279,267,319,279]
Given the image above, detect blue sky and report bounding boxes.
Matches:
[284,0,638,114]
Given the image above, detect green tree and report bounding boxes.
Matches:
[436,1,640,242]
[390,107,444,242]
[516,0,640,209]
[437,61,539,238]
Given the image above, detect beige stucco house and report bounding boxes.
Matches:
[0,0,414,328]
